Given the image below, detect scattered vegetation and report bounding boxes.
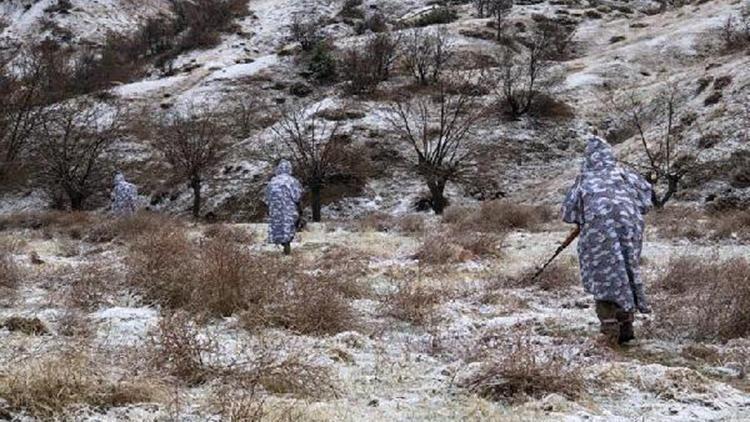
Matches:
[719,6,750,53]
[382,278,442,325]
[443,200,553,233]
[653,256,750,341]
[462,336,584,404]
[0,349,164,419]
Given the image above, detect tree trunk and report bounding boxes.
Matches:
[311,184,322,222]
[190,176,201,218]
[69,192,85,211]
[428,179,447,214]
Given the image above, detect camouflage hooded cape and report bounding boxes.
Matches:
[266,160,303,245]
[111,172,138,216]
[561,137,653,313]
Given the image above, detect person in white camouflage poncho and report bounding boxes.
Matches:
[562,136,653,344]
[266,160,303,255]
[111,172,138,216]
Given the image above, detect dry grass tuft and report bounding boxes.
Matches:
[87,211,184,243]
[204,223,255,244]
[416,231,502,265]
[65,263,118,311]
[653,256,750,341]
[0,246,20,305]
[2,316,49,335]
[148,311,218,385]
[649,207,750,242]
[0,349,164,419]
[443,200,552,233]
[128,227,357,334]
[0,211,99,239]
[127,225,197,310]
[508,258,579,291]
[462,336,584,404]
[382,278,442,326]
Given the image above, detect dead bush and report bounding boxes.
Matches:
[66,263,116,311]
[315,247,371,299]
[462,336,584,403]
[397,214,425,234]
[382,279,442,325]
[241,267,356,336]
[148,311,218,385]
[87,211,182,243]
[653,256,750,341]
[127,225,198,309]
[339,32,400,95]
[709,209,750,241]
[0,246,20,303]
[446,200,551,233]
[2,316,49,335]
[354,212,398,232]
[510,258,579,291]
[204,223,254,244]
[416,233,470,265]
[0,349,164,419]
[0,210,99,238]
[719,7,750,53]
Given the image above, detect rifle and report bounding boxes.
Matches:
[529,226,580,282]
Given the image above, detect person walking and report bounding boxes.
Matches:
[111,172,138,216]
[562,135,654,345]
[266,160,303,255]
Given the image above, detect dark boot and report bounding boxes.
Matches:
[283,243,291,255]
[596,301,621,345]
[617,311,635,344]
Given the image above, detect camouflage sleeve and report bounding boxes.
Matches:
[622,169,654,215]
[561,175,584,225]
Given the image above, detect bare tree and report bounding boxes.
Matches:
[340,32,401,94]
[31,100,123,210]
[385,78,486,214]
[488,0,514,40]
[272,103,356,222]
[153,104,231,218]
[0,58,46,183]
[493,22,561,118]
[402,26,453,86]
[289,14,323,52]
[605,84,697,208]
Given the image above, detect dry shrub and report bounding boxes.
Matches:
[441,205,473,225]
[445,200,552,233]
[0,246,20,304]
[2,316,49,335]
[397,214,425,234]
[649,207,750,241]
[204,223,254,244]
[58,310,93,338]
[230,337,337,399]
[66,263,117,311]
[0,349,164,419]
[416,233,469,265]
[87,211,183,243]
[240,268,356,336]
[0,211,99,239]
[382,279,442,325]
[709,209,750,241]
[509,258,579,291]
[148,311,218,385]
[315,247,371,299]
[129,228,356,334]
[654,256,750,341]
[416,231,502,265]
[127,226,198,309]
[354,211,397,232]
[462,336,584,404]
